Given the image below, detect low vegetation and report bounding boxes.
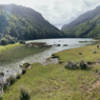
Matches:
[0,43,47,65]
[0,4,63,43]
[20,89,30,100]
[2,44,100,100]
[62,6,100,38]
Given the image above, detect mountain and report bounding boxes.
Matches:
[62,6,100,38]
[0,4,63,44]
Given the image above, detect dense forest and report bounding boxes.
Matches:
[62,6,100,38]
[0,4,64,45]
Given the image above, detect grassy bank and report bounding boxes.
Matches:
[3,44,100,100]
[0,43,47,65]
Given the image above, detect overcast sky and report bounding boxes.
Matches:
[0,0,100,28]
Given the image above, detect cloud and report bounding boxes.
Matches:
[0,0,100,28]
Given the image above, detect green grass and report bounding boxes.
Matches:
[3,44,100,100]
[55,44,100,63]
[0,43,47,64]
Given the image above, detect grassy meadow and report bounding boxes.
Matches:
[0,43,47,65]
[2,44,100,100]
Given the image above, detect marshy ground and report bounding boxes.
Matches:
[0,43,47,65]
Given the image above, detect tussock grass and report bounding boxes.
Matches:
[3,44,100,100]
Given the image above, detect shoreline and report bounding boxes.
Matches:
[3,43,100,100]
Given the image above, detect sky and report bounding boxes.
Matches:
[0,0,100,28]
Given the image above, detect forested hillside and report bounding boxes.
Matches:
[62,6,100,38]
[0,4,63,44]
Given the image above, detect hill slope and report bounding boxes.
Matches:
[0,4,63,43]
[62,6,100,38]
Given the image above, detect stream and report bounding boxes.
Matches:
[0,38,94,79]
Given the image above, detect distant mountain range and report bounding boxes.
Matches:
[62,6,100,38]
[0,4,64,44]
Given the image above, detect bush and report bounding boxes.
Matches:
[79,52,83,55]
[7,76,16,86]
[22,69,26,75]
[87,61,95,65]
[0,35,16,45]
[51,54,59,59]
[0,39,8,45]
[16,75,21,79]
[93,50,97,54]
[65,61,78,70]
[97,45,100,49]
[0,97,2,100]
[80,60,88,70]
[20,89,30,100]
[19,40,25,44]
[59,60,64,64]
[23,63,30,69]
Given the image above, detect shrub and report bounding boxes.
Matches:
[0,97,2,100]
[0,35,16,45]
[7,76,16,86]
[23,63,30,69]
[20,89,30,100]
[65,61,78,70]
[59,60,64,64]
[87,61,95,65]
[0,39,8,45]
[3,82,8,91]
[22,69,26,75]
[97,45,100,49]
[93,50,97,54]
[19,40,25,44]
[80,60,88,70]
[16,75,21,79]
[51,54,59,59]
[79,52,82,55]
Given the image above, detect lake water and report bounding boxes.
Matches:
[0,38,94,79]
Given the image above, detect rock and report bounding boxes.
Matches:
[65,61,78,70]
[20,63,30,70]
[23,63,30,69]
[56,44,61,47]
[63,44,68,46]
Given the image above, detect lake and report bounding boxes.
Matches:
[0,38,94,79]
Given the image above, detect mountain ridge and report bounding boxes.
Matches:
[0,4,63,44]
[62,6,100,38]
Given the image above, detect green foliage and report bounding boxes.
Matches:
[62,12,100,38]
[19,40,25,44]
[0,35,16,45]
[0,5,63,43]
[0,97,2,100]
[80,60,88,70]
